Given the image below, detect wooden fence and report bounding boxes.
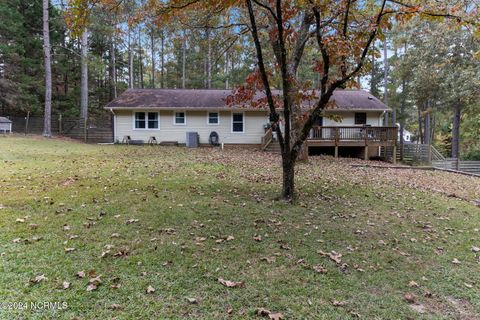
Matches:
[432,159,480,175]
[7,115,113,143]
[396,144,445,165]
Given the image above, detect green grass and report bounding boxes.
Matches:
[1,136,480,319]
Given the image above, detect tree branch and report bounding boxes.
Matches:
[245,0,284,150]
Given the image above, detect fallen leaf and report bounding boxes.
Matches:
[65,247,76,253]
[471,246,480,253]
[331,299,347,307]
[62,281,70,289]
[87,276,102,292]
[186,297,198,304]
[29,223,38,229]
[126,219,139,224]
[12,238,21,243]
[218,278,244,288]
[452,258,461,265]
[63,224,70,231]
[16,218,25,223]
[146,285,155,294]
[108,304,123,310]
[76,271,86,278]
[404,293,416,304]
[268,313,284,320]
[408,281,419,288]
[312,265,328,274]
[318,250,342,264]
[226,235,235,241]
[31,274,48,284]
[253,235,262,242]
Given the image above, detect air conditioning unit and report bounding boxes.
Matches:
[186,132,199,148]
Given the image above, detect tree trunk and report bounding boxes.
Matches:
[207,27,212,89]
[109,37,117,100]
[383,37,389,125]
[451,100,461,159]
[370,49,375,94]
[128,30,134,89]
[417,106,424,144]
[160,30,165,89]
[424,105,431,146]
[42,0,52,137]
[138,32,144,89]
[281,156,295,201]
[150,30,155,88]
[181,30,186,89]
[225,50,229,89]
[399,77,406,160]
[80,29,88,119]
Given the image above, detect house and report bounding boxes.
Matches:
[105,89,396,160]
[0,117,12,133]
[396,123,413,143]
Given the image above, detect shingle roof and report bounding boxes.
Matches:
[0,117,12,123]
[104,89,390,112]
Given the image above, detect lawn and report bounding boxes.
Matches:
[1,136,480,319]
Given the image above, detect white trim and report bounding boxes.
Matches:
[173,111,187,126]
[207,111,220,126]
[132,111,161,131]
[231,111,245,133]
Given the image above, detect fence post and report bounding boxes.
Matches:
[455,157,460,171]
[24,111,30,135]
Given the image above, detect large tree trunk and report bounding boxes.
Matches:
[451,100,461,159]
[150,30,155,88]
[80,29,88,119]
[42,0,52,137]
[281,156,295,200]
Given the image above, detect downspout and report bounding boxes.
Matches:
[109,108,116,143]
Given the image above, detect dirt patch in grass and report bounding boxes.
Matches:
[411,296,480,319]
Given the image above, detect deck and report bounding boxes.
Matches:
[261,126,398,162]
[307,126,397,147]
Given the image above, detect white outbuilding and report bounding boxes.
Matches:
[0,117,12,133]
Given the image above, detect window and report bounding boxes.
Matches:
[135,112,146,129]
[354,112,367,125]
[147,112,158,129]
[135,112,159,129]
[232,112,244,132]
[174,112,186,125]
[208,112,219,125]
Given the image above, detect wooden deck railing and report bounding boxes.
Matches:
[309,126,397,143]
[261,127,273,150]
